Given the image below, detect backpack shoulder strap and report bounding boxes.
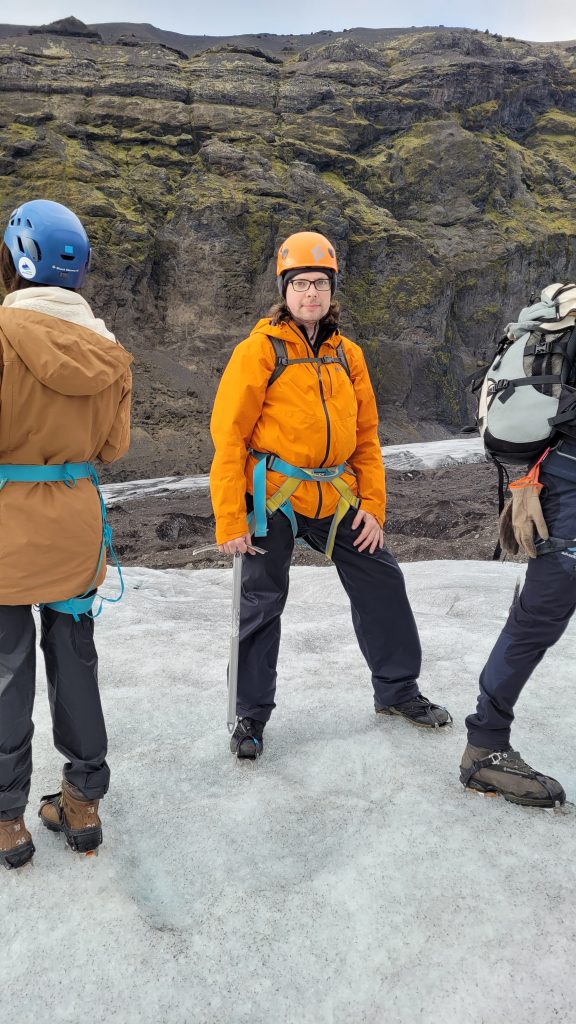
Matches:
[267,336,289,387]
[267,335,352,387]
[335,341,351,379]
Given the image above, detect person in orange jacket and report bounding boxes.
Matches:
[0,200,132,869]
[210,231,451,757]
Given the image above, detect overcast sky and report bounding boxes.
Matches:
[4,0,575,42]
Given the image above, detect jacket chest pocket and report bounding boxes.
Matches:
[323,363,357,417]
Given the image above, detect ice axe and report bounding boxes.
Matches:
[227,551,243,733]
[191,542,266,731]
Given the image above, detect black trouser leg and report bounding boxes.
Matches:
[465,555,576,749]
[299,511,422,707]
[466,471,576,748]
[237,510,294,722]
[40,607,109,799]
[0,606,36,820]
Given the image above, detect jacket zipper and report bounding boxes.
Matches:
[292,325,333,517]
[315,365,331,517]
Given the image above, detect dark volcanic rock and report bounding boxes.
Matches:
[0,24,575,482]
[29,17,102,40]
[114,34,143,48]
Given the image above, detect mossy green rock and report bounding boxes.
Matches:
[1,23,575,474]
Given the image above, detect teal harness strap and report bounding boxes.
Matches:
[0,461,93,489]
[267,456,347,483]
[75,466,125,620]
[46,595,97,620]
[250,451,358,557]
[0,461,124,620]
[252,456,269,537]
[277,499,298,535]
[247,499,298,540]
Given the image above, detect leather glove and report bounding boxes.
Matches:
[499,484,549,559]
[498,498,519,557]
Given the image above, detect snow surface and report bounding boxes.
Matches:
[101,437,485,505]
[2,559,576,1024]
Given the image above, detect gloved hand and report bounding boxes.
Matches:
[499,484,549,559]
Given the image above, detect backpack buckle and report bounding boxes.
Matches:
[534,339,553,355]
[488,379,510,395]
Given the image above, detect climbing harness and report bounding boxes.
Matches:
[250,452,359,560]
[0,461,123,620]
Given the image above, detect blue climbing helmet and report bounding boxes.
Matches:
[3,199,91,288]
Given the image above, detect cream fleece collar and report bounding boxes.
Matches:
[2,287,116,342]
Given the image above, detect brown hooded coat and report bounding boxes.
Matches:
[0,308,132,604]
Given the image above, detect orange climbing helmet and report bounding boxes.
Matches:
[276,231,338,295]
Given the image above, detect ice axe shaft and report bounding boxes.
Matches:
[226,547,267,730]
[227,551,243,733]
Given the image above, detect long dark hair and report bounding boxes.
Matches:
[267,298,340,328]
[0,243,37,293]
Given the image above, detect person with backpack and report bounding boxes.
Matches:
[461,283,576,808]
[210,230,451,758]
[0,199,132,869]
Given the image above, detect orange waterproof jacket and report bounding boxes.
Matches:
[210,318,386,544]
[0,308,132,604]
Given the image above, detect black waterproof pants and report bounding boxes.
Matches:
[237,505,422,722]
[466,464,576,749]
[0,605,109,821]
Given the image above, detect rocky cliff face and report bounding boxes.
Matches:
[1,21,575,478]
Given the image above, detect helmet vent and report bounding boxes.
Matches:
[28,239,41,261]
[25,218,32,228]
[17,236,25,253]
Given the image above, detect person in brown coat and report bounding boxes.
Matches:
[0,199,132,869]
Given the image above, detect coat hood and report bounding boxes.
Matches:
[0,307,132,397]
[250,317,340,348]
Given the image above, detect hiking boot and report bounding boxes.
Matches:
[230,717,265,759]
[460,744,566,808]
[0,816,35,870]
[39,780,102,853]
[375,694,452,729]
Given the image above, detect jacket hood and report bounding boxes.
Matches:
[0,308,132,396]
[251,317,340,347]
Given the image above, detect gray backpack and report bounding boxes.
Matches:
[473,283,576,465]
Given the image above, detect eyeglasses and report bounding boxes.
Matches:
[289,278,331,292]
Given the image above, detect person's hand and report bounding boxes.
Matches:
[219,533,256,556]
[351,509,384,554]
